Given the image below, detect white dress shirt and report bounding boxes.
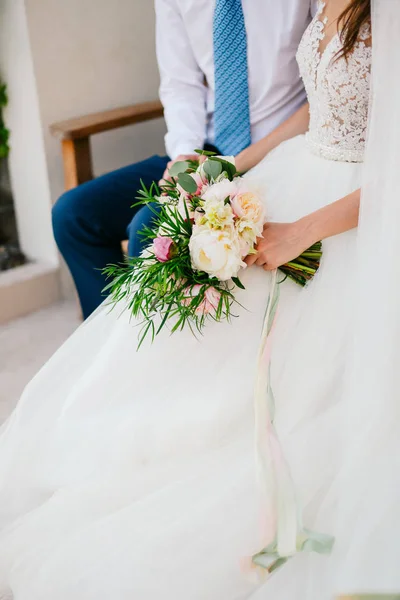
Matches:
[155,0,318,159]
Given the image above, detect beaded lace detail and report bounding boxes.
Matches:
[296,1,372,163]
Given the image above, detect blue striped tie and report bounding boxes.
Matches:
[213,0,252,156]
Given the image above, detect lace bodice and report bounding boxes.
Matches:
[296,1,372,163]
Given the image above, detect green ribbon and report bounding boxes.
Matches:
[252,270,334,572]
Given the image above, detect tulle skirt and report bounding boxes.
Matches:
[0,136,391,599]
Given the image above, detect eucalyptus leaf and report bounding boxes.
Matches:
[194,148,217,157]
[169,160,190,178]
[203,159,222,180]
[213,158,237,180]
[177,173,198,194]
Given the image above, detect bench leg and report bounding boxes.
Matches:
[62,138,93,191]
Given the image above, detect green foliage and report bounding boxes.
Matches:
[177,172,198,194]
[279,242,322,286]
[103,182,237,348]
[0,80,10,158]
[103,156,322,348]
[0,83,8,107]
[203,159,222,180]
[168,160,190,177]
[194,148,216,157]
[211,157,237,180]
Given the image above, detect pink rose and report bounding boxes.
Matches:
[192,172,208,196]
[153,236,175,262]
[182,284,202,307]
[182,285,221,316]
[202,287,221,314]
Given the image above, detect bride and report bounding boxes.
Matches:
[1,0,399,598]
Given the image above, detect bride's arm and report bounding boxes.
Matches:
[246,188,361,270]
[235,103,310,173]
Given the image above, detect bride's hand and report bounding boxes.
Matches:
[245,222,312,271]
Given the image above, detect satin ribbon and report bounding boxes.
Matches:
[252,270,334,572]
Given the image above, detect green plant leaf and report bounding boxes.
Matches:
[213,157,237,180]
[232,276,245,290]
[203,159,222,180]
[101,164,240,348]
[177,173,198,194]
[194,148,217,157]
[169,160,190,177]
[0,83,8,107]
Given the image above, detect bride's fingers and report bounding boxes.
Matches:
[245,254,258,266]
[255,256,266,266]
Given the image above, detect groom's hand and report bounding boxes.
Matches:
[159,154,207,185]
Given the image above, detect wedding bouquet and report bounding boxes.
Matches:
[104,153,321,345]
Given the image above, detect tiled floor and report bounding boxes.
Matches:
[0,301,80,423]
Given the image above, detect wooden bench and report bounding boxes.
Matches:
[50,100,164,254]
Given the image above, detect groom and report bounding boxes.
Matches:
[52,0,316,319]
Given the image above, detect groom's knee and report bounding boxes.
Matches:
[127,204,160,257]
[52,187,89,253]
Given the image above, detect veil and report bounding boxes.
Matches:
[333,0,400,594]
[250,3,400,592]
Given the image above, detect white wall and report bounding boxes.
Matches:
[0,0,58,266]
[25,0,166,203]
[26,0,167,298]
[2,0,167,299]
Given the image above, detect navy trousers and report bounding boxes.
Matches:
[52,155,169,319]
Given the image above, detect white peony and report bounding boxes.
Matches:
[189,226,245,281]
[235,223,258,258]
[235,217,262,255]
[201,197,234,229]
[231,191,265,236]
[201,178,239,204]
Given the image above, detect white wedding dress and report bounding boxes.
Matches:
[0,6,394,599]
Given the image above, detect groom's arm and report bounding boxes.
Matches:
[155,0,208,161]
